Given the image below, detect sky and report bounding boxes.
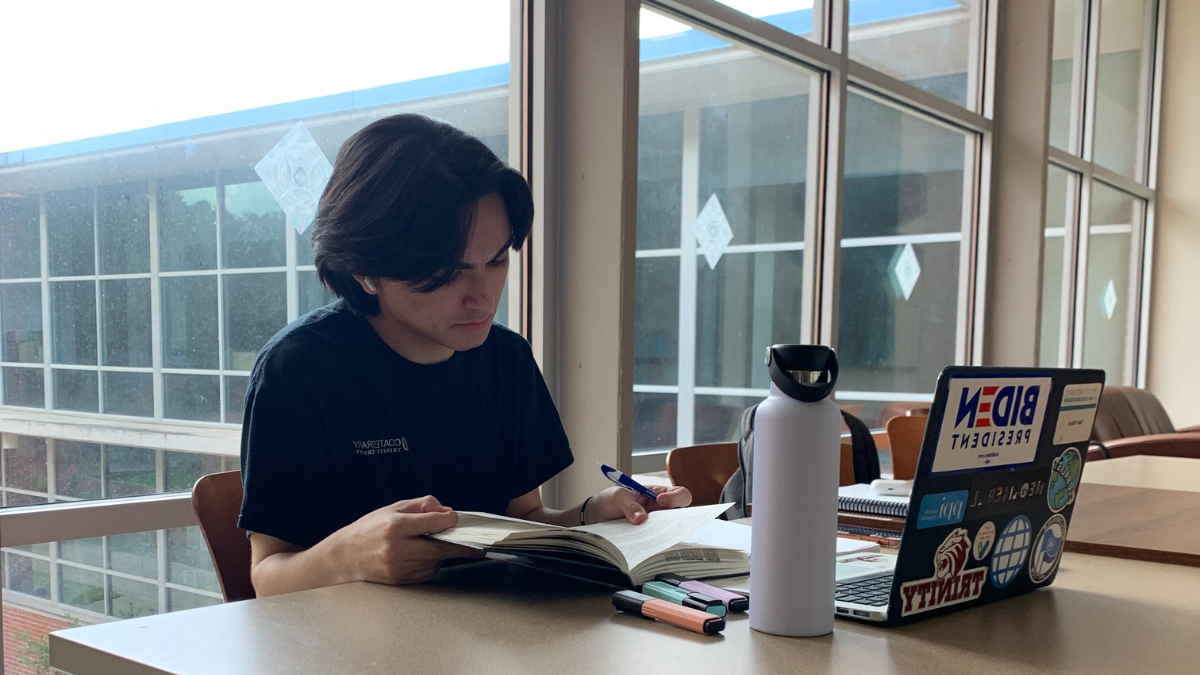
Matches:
[0,0,812,154]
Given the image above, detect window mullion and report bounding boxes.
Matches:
[148,179,164,421]
[40,194,52,410]
[1071,176,1094,369]
[1081,0,1102,164]
[818,2,849,349]
[676,105,700,448]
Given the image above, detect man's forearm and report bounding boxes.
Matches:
[251,534,356,597]
[514,502,592,528]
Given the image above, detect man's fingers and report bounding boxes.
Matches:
[611,489,647,524]
[653,486,692,509]
[390,509,459,536]
[391,495,452,514]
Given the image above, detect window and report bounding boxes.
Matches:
[1043,0,1161,384]
[1,434,233,620]
[633,9,820,452]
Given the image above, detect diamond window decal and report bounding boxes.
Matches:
[254,121,334,234]
[1102,280,1118,320]
[693,194,734,270]
[892,243,921,301]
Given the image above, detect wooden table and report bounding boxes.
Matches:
[1081,455,1200,493]
[1066,482,1200,566]
[50,554,1200,675]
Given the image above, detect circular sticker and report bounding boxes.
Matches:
[989,515,1032,588]
[974,521,996,560]
[1029,514,1069,584]
[1047,447,1083,513]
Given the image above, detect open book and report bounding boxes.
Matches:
[430,503,748,586]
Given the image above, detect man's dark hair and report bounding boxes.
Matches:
[311,114,532,315]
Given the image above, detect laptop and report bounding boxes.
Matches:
[832,366,1104,624]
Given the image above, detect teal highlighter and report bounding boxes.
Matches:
[641,581,728,617]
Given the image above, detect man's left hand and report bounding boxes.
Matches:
[587,484,692,525]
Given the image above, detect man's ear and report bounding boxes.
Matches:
[355,275,378,294]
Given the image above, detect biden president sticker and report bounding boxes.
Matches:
[932,377,1052,474]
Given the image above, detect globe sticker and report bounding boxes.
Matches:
[1029,514,1069,584]
[974,521,996,560]
[1047,447,1083,513]
[989,515,1032,588]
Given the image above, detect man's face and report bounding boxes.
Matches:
[363,192,512,363]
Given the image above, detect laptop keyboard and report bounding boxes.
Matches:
[835,573,893,607]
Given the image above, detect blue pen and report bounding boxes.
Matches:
[598,462,661,502]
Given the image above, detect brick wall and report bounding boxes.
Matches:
[3,604,74,675]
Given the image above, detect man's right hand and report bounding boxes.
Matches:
[337,495,484,586]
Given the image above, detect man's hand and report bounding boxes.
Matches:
[335,495,484,585]
[587,484,692,525]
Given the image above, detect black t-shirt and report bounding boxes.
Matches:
[237,300,573,549]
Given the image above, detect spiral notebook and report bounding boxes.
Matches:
[837,483,911,517]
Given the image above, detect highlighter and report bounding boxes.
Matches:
[641,581,727,617]
[612,590,725,635]
[655,573,749,613]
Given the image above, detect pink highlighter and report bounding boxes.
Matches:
[656,573,749,613]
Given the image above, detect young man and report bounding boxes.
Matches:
[238,114,690,597]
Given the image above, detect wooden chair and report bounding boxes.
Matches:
[192,471,256,602]
[665,443,740,507]
[885,415,927,481]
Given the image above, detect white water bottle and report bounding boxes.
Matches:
[749,345,841,637]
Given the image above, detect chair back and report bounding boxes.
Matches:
[886,415,927,481]
[192,471,255,602]
[666,443,739,507]
[1092,386,1176,441]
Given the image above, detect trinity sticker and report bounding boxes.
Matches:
[1029,515,1068,584]
[1053,382,1102,445]
[974,521,996,560]
[1047,447,1083,513]
[989,515,1032,588]
[932,377,1052,474]
[899,528,987,617]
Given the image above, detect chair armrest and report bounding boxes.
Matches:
[1101,432,1200,460]
[1177,424,1200,434]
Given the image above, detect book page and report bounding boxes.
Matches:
[432,512,559,548]
[574,503,732,570]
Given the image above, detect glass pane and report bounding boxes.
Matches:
[299,270,335,316]
[694,394,760,445]
[164,452,222,493]
[168,587,221,611]
[224,273,287,371]
[1040,166,1077,367]
[108,531,158,578]
[55,440,102,499]
[225,375,249,424]
[1049,0,1084,153]
[634,257,679,386]
[696,251,803,389]
[164,374,221,422]
[848,0,983,110]
[698,95,809,245]
[296,230,316,267]
[109,575,158,619]
[51,280,98,365]
[1082,183,1139,383]
[632,392,677,453]
[161,275,218,369]
[59,537,104,567]
[4,436,47,492]
[59,564,105,613]
[97,182,150,275]
[2,283,43,363]
[166,526,219,593]
[105,445,156,497]
[839,91,968,397]
[102,371,153,417]
[1094,0,1154,180]
[158,175,218,272]
[221,171,286,269]
[47,188,96,277]
[0,196,41,279]
[6,553,51,600]
[637,112,683,250]
[3,367,44,408]
[54,369,100,412]
[100,278,151,367]
[687,3,819,42]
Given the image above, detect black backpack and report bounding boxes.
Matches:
[719,404,881,520]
